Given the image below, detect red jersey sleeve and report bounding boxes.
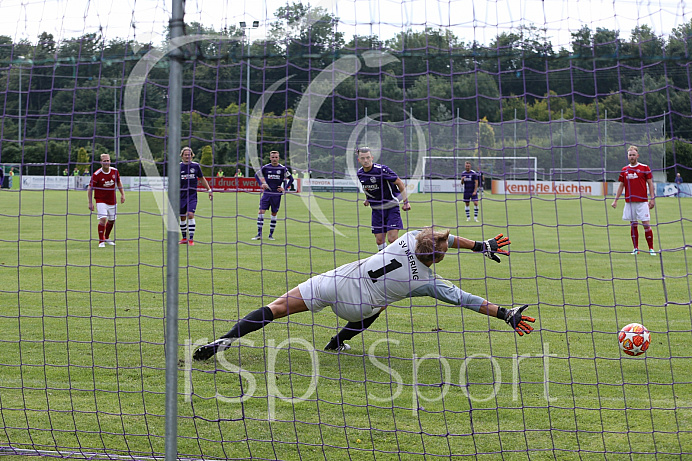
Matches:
[643,165,652,180]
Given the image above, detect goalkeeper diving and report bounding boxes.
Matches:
[194,227,535,360]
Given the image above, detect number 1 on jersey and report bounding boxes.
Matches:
[368,259,403,283]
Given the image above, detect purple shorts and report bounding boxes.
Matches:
[259,194,282,213]
[180,195,198,215]
[463,192,479,203]
[371,207,403,234]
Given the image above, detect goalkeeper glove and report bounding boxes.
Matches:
[473,233,510,263]
[503,304,535,336]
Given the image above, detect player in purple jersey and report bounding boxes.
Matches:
[252,151,294,241]
[192,227,535,360]
[460,161,480,222]
[356,147,411,251]
[179,147,213,246]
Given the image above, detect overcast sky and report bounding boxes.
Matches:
[1,0,690,48]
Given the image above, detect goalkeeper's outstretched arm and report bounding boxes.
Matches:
[485,302,536,336]
[449,233,511,263]
[413,280,536,336]
[449,235,476,250]
[436,232,533,334]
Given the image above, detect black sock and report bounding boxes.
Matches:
[326,311,381,349]
[222,306,274,339]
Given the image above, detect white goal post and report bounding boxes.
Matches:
[422,156,538,183]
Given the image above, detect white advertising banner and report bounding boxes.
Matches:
[419,180,463,193]
[19,176,425,194]
[20,176,173,191]
[128,176,168,191]
[657,182,691,197]
[492,180,606,196]
[303,178,362,192]
[21,175,88,190]
[303,178,421,194]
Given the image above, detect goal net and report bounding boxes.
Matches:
[1,0,691,459]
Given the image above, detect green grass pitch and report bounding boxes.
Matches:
[0,189,691,460]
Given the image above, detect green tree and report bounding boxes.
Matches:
[500,96,528,122]
[621,74,669,121]
[453,73,500,121]
[574,101,597,121]
[569,25,596,103]
[481,25,554,101]
[385,28,460,76]
[199,145,213,176]
[0,35,13,62]
[478,117,496,156]
[624,25,664,59]
[592,27,621,96]
[666,19,692,92]
[344,34,384,53]
[266,2,345,115]
[526,91,570,121]
[77,147,89,174]
[669,140,692,182]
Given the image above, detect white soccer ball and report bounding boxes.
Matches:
[618,323,651,356]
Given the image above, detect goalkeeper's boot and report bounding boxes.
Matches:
[193,338,233,361]
[268,234,275,241]
[649,249,656,256]
[179,238,188,245]
[324,336,351,352]
[251,234,262,241]
[631,248,639,255]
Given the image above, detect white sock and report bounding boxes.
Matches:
[270,216,277,235]
[188,218,196,240]
[257,214,264,235]
[180,219,188,238]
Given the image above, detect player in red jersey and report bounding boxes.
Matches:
[611,145,656,255]
[88,153,126,248]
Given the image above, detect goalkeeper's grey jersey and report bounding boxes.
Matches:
[332,231,480,310]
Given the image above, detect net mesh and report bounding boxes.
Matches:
[1,0,691,458]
